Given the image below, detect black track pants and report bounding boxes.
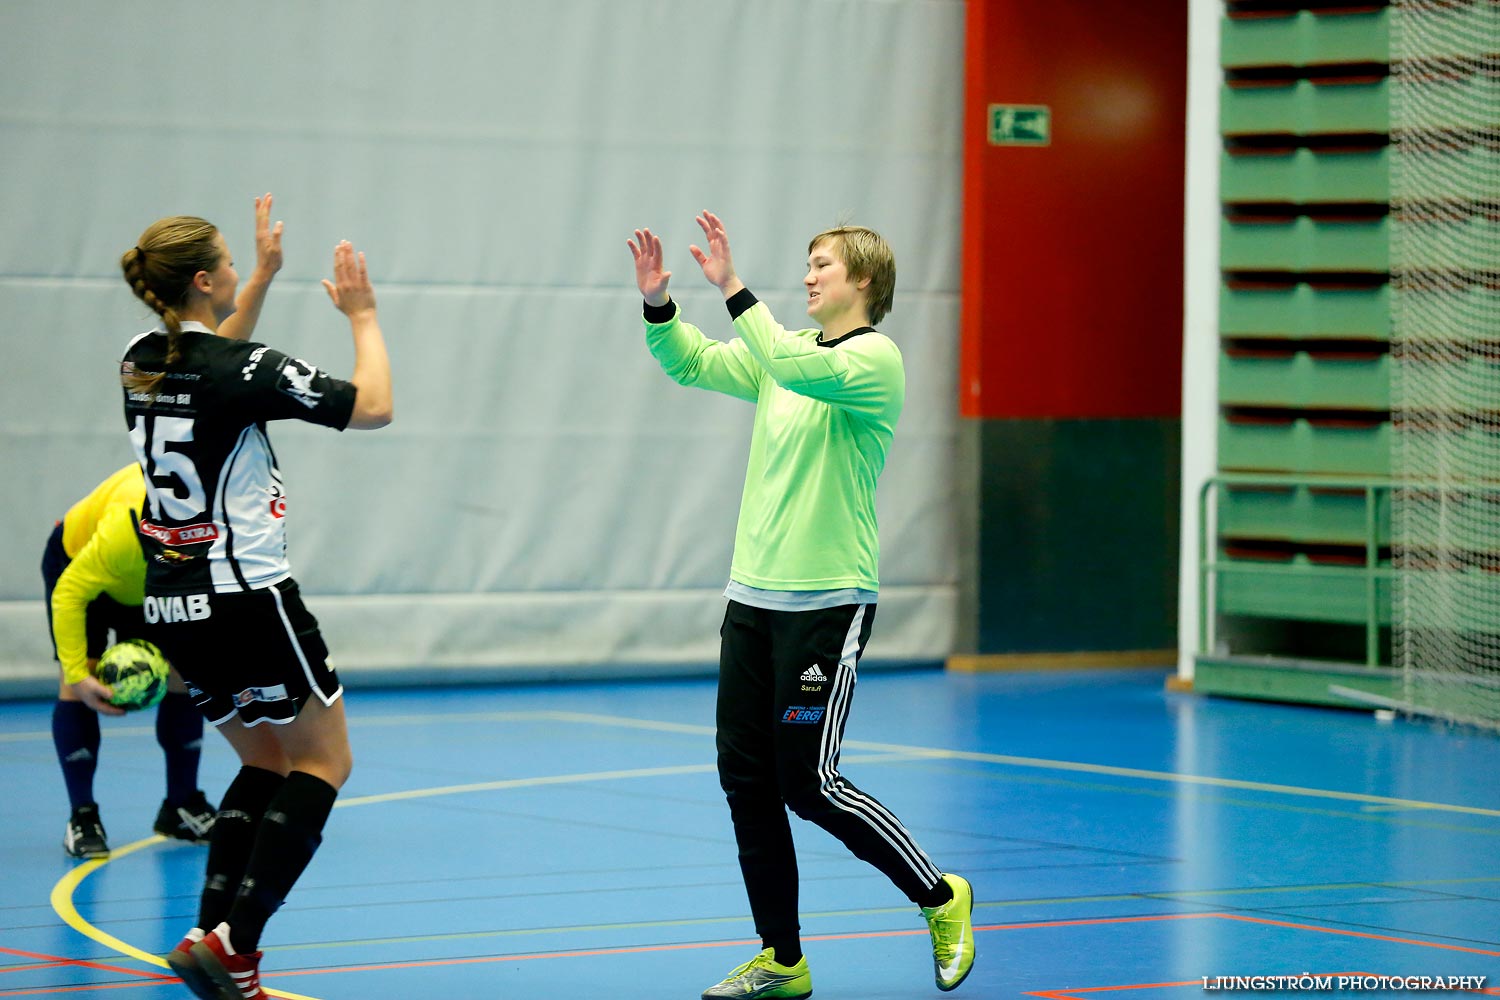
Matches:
[715,600,943,943]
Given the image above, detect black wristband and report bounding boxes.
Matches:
[725,287,758,320]
[643,298,676,324]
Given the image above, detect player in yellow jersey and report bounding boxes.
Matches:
[44,462,216,858]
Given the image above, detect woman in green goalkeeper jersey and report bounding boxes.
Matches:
[629,212,975,998]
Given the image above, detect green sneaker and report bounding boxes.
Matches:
[922,873,975,991]
[701,948,812,999]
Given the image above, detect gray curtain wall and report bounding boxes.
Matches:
[0,1,963,684]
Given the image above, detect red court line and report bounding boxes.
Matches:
[974,913,1218,933]
[1219,913,1500,958]
[1022,910,1500,999]
[986,911,1500,959]
[1033,970,1495,1000]
[13,910,1497,994]
[0,984,176,996]
[290,936,764,976]
[0,945,173,980]
[213,915,1220,980]
[0,915,1228,990]
[1030,973,1377,1000]
[1028,980,1204,999]
[5,914,1265,987]
[1029,976,1500,1000]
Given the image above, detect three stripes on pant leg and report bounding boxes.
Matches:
[812,606,943,890]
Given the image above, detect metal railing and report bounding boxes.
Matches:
[1199,473,1391,667]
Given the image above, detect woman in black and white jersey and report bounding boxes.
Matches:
[118,196,392,1000]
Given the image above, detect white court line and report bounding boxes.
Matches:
[337,752,937,808]
[522,710,1500,820]
[14,705,1500,818]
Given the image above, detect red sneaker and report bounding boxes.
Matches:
[188,923,265,1000]
[165,928,219,1000]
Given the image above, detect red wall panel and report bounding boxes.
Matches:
[960,0,1188,419]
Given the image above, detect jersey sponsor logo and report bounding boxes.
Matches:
[127,391,192,405]
[241,346,269,381]
[782,705,825,725]
[143,593,212,624]
[123,360,203,383]
[276,358,324,409]
[140,519,220,546]
[233,684,290,708]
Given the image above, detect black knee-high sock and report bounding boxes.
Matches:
[154,693,204,805]
[52,700,101,810]
[227,771,338,953]
[199,766,285,933]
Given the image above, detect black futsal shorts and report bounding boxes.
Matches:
[145,578,341,727]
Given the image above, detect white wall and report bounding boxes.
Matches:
[1177,0,1222,680]
[0,1,965,685]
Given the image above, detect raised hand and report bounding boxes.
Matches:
[218,192,286,341]
[321,240,376,317]
[628,228,672,307]
[251,192,284,277]
[688,211,743,296]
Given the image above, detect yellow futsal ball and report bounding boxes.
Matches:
[95,639,170,711]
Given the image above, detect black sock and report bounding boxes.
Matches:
[764,938,802,966]
[154,692,204,805]
[52,700,101,810]
[199,766,285,933]
[918,876,954,910]
[227,771,338,954]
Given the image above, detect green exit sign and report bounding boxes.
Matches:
[988,104,1050,147]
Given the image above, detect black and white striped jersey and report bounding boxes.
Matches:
[121,321,357,596]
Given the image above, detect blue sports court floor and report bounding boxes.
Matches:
[2,667,1498,998]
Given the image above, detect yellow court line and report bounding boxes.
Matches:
[48,839,321,1000]
[51,836,171,969]
[48,745,928,995]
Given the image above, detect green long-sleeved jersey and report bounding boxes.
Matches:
[644,288,904,592]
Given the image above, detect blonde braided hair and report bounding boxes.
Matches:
[120,216,221,394]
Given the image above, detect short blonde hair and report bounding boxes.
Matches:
[808,226,895,325]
